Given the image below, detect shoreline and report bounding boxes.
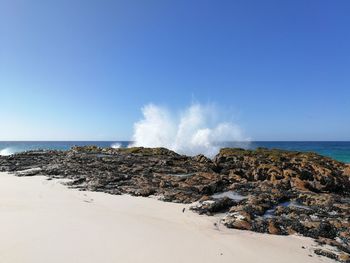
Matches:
[0,172,335,263]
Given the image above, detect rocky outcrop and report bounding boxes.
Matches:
[0,146,349,261]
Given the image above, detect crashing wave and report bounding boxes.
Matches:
[0,147,14,156]
[130,103,250,157]
[111,143,122,149]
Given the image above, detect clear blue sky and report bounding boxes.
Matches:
[1,0,349,141]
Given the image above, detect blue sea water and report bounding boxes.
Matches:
[0,141,349,163]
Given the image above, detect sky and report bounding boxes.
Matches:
[1,0,349,141]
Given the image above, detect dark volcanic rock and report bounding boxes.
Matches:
[0,146,349,261]
[190,197,235,215]
[314,249,339,261]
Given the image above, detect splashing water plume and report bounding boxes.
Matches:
[131,103,250,157]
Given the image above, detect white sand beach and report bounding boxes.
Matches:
[0,172,334,263]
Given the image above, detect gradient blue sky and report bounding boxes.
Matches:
[1,0,349,141]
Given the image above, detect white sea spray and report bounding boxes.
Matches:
[111,143,122,149]
[0,147,14,156]
[130,103,250,157]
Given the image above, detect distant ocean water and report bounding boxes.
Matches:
[0,141,349,163]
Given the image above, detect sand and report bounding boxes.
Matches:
[0,172,334,263]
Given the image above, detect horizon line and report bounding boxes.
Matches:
[1,140,350,143]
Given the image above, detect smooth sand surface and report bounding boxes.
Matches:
[0,172,334,263]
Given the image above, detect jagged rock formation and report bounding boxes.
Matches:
[0,146,349,262]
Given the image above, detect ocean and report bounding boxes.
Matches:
[0,141,350,163]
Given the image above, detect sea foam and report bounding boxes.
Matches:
[111,143,122,149]
[0,147,14,156]
[130,103,250,157]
